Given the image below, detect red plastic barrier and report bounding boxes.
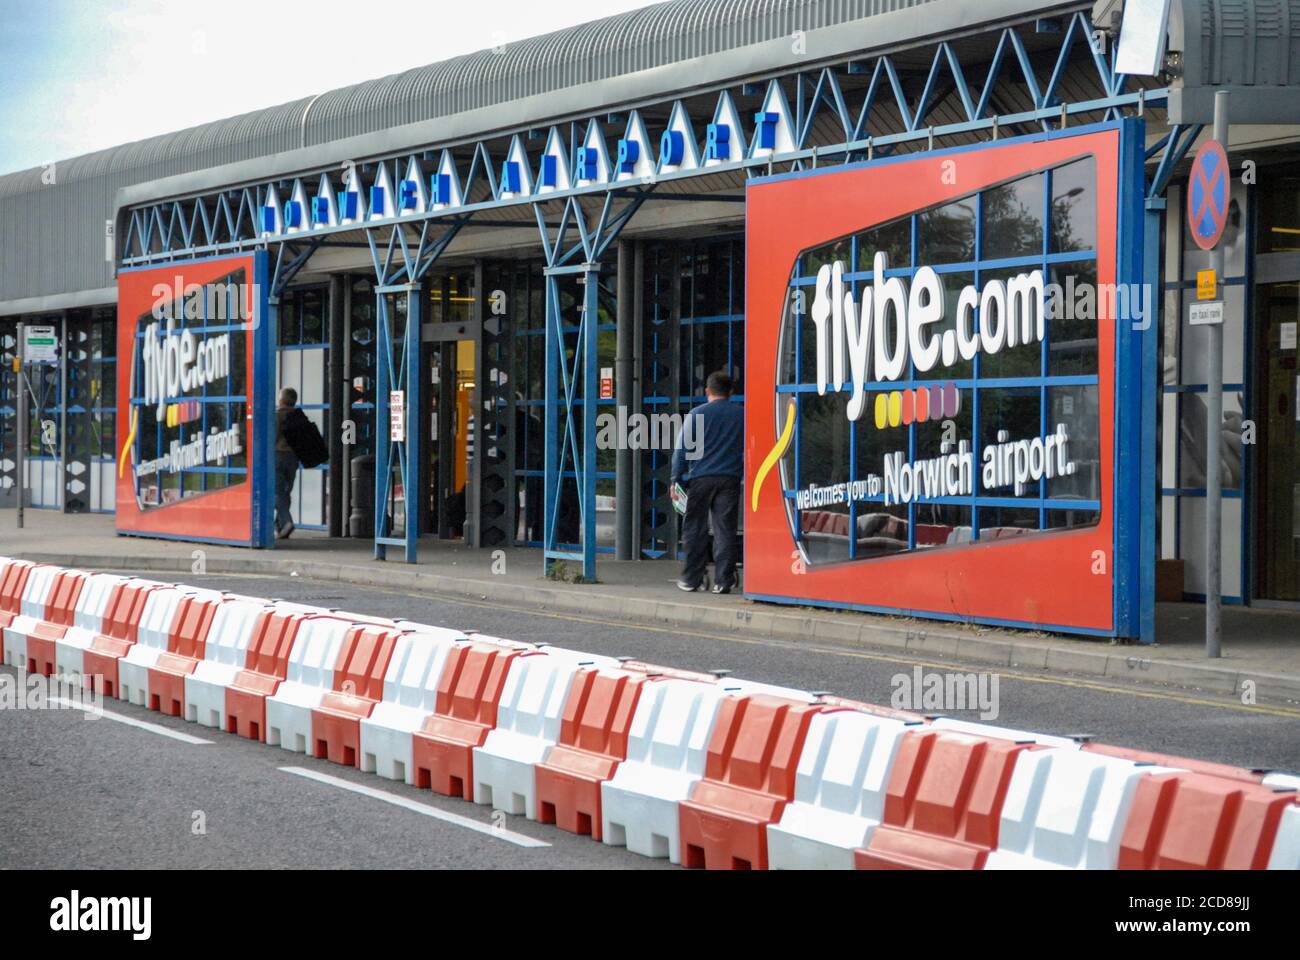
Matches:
[26,570,88,677]
[146,593,223,716]
[678,694,825,869]
[81,580,162,697]
[225,610,307,742]
[855,729,1035,870]
[621,660,720,684]
[310,624,401,766]
[535,668,651,839]
[817,693,928,725]
[0,561,36,643]
[1083,742,1265,784]
[413,641,532,798]
[1118,771,1296,869]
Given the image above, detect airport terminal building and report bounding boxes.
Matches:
[3,0,1300,642]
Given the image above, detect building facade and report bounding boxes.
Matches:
[3,0,1300,641]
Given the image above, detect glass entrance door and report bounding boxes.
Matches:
[1254,279,1300,601]
[427,337,476,539]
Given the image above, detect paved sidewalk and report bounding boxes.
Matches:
[5,511,1300,705]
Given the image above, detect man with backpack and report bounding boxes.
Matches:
[275,387,328,539]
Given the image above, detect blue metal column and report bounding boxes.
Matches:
[1140,197,1165,644]
[542,262,600,582]
[374,284,421,563]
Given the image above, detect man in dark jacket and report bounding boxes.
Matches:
[274,387,328,540]
[672,370,744,594]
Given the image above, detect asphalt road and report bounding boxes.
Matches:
[2,569,1297,870]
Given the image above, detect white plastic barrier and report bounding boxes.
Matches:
[932,717,1081,750]
[716,678,817,703]
[767,710,914,869]
[359,627,466,782]
[985,747,1183,870]
[472,649,616,818]
[2,564,60,668]
[53,573,127,683]
[116,587,213,706]
[184,598,270,728]
[1267,803,1300,870]
[601,678,732,864]
[1263,771,1300,791]
[265,616,354,753]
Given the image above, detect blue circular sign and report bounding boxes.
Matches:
[1187,140,1230,251]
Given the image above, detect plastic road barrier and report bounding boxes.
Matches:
[932,717,1080,750]
[855,729,1037,870]
[225,608,311,742]
[678,694,826,869]
[52,572,125,684]
[359,626,468,783]
[767,710,917,869]
[2,563,60,668]
[1118,770,1298,869]
[1,557,1295,873]
[265,615,357,753]
[1083,742,1266,783]
[0,560,38,650]
[410,639,531,796]
[984,747,1184,869]
[309,624,404,766]
[116,587,214,708]
[534,667,651,839]
[183,597,272,728]
[1268,803,1300,870]
[14,569,87,677]
[601,677,739,864]
[472,650,617,818]
[80,579,165,698]
[145,590,224,716]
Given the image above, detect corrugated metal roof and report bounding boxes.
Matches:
[0,0,1063,310]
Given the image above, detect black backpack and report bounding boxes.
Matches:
[283,407,328,468]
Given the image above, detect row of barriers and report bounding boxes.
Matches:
[2,556,1297,870]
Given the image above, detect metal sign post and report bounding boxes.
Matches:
[1203,91,1230,658]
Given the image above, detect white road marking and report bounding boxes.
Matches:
[48,697,213,745]
[278,766,550,849]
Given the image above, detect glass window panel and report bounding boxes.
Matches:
[1046,260,1100,377]
[982,174,1045,261]
[1045,384,1101,502]
[978,387,1041,500]
[1050,157,1097,254]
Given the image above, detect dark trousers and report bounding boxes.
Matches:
[275,449,298,532]
[681,474,741,590]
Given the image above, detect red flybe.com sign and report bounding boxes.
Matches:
[744,127,1135,635]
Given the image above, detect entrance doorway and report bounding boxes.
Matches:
[1254,275,1300,601]
[426,332,478,541]
[422,270,482,544]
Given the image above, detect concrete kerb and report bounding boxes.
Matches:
[12,550,1299,707]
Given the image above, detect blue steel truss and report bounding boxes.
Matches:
[535,191,649,579]
[120,11,1169,268]
[115,9,1199,583]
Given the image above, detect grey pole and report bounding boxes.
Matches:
[615,239,635,561]
[328,274,346,538]
[15,321,25,530]
[1205,90,1229,659]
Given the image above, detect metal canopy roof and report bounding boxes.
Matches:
[1,0,1089,312]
